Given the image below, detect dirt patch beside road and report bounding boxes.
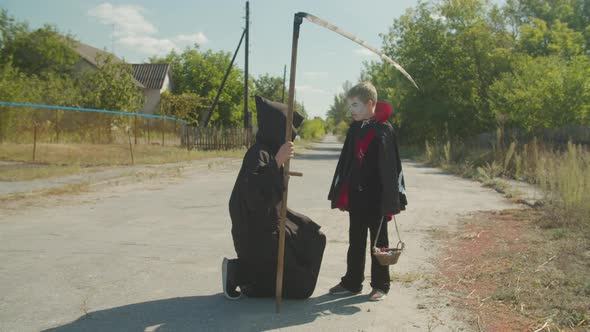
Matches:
[432,208,590,331]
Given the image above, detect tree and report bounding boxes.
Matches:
[505,0,590,52]
[298,117,326,140]
[489,55,590,131]
[79,55,142,112]
[518,17,584,58]
[151,46,248,127]
[0,9,28,57]
[253,73,307,117]
[365,1,489,141]
[254,73,285,102]
[326,81,352,126]
[1,23,79,76]
[78,55,143,142]
[160,91,204,125]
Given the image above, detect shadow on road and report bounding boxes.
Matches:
[308,146,342,153]
[294,153,339,161]
[44,293,367,332]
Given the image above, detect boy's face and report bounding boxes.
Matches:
[348,96,374,121]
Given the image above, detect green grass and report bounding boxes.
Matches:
[0,143,245,181]
[0,164,88,181]
[535,142,590,230]
[422,139,590,233]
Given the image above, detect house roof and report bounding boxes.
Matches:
[132,63,171,90]
[69,40,124,67]
[65,38,145,89]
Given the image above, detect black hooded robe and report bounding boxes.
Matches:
[228,96,326,299]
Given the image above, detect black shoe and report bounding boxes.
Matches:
[222,258,242,300]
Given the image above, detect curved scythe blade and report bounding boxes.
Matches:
[298,12,419,90]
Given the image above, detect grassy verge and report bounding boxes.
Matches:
[0,182,91,204]
[422,140,590,234]
[0,143,245,181]
[0,164,87,181]
[431,209,590,331]
[421,139,590,330]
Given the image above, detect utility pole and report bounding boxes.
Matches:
[244,1,250,128]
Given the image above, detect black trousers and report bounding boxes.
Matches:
[340,212,390,293]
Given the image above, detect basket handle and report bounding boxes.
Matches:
[373,215,404,250]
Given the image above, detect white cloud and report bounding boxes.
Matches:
[354,48,378,57]
[88,3,208,56]
[118,36,178,56]
[88,3,156,36]
[175,33,209,45]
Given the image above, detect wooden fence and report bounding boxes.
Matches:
[183,126,254,150]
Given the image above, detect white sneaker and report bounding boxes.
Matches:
[222,258,241,300]
[368,288,387,301]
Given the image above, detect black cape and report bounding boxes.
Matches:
[228,96,326,299]
[328,118,407,216]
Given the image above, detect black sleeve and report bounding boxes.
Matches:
[377,125,406,215]
[242,149,284,210]
[328,127,353,201]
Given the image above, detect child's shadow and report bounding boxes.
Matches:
[43,293,367,332]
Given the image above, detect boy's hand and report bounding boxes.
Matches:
[275,141,294,167]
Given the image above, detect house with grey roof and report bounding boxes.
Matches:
[67,39,173,114]
[132,63,173,114]
[68,39,145,89]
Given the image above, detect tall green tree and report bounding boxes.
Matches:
[160,91,203,125]
[151,47,248,127]
[252,73,308,118]
[358,0,590,143]
[0,22,79,76]
[326,81,352,126]
[254,73,286,102]
[363,0,513,141]
[77,55,143,141]
[489,55,590,131]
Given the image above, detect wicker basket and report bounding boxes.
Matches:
[373,241,405,266]
[372,216,405,266]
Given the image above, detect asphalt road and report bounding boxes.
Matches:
[0,136,514,332]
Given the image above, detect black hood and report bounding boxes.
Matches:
[255,96,304,152]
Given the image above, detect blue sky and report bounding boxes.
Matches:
[2,0,424,118]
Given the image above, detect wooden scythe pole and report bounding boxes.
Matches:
[275,12,304,313]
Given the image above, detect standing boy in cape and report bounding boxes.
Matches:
[328,81,407,301]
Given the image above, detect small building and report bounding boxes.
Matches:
[131,63,173,114]
[68,39,145,89]
[67,39,173,114]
